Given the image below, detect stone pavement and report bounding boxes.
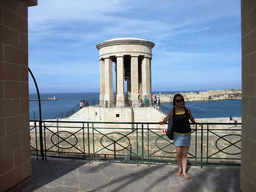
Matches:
[22,157,240,192]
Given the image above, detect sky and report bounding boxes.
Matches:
[28,0,241,93]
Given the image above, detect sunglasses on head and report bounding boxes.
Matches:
[176,99,184,103]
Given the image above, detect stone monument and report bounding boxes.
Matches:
[96,38,155,107]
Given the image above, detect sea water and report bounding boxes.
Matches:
[29,92,241,120]
[29,92,99,120]
[161,100,241,119]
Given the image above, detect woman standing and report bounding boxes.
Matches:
[159,93,197,180]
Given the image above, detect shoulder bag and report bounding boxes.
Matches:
[166,108,175,140]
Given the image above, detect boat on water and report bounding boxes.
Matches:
[47,96,57,100]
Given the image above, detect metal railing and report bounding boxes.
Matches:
[53,99,99,119]
[158,104,170,115]
[99,99,161,108]
[30,120,241,167]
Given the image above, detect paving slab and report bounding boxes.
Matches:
[21,157,240,192]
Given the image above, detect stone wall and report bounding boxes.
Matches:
[67,106,167,131]
[61,106,242,132]
[241,1,256,191]
[0,0,37,191]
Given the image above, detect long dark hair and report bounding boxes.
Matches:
[173,93,185,107]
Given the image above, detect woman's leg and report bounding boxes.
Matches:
[176,146,182,176]
[181,146,190,179]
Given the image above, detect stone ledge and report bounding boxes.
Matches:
[96,38,155,50]
[22,0,37,6]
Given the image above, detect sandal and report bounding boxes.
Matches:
[183,173,190,180]
[176,170,182,177]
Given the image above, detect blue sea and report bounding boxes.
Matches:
[29,91,241,120]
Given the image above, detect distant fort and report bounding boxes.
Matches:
[159,89,242,103]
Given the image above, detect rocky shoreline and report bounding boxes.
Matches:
[159,89,242,103]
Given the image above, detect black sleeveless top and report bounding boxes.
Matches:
[173,107,191,134]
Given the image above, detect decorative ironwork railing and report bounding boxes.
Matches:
[158,104,170,115]
[30,120,241,167]
[98,99,162,108]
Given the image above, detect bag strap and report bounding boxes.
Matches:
[184,107,189,118]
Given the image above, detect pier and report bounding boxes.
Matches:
[30,96,57,101]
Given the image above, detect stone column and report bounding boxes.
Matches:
[116,56,125,106]
[141,57,146,98]
[104,57,114,107]
[99,59,105,106]
[131,55,139,102]
[148,57,152,104]
[142,56,152,105]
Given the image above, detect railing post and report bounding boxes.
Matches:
[195,123,197,165]
[43,121,47,160]
[201,124,203,168]
[130,144,132,160]
[87,123,90,163]
[114,141,116,160]
[34,121,38,160]
[39,121,44,160]
[141,123,144,163]
[147,124,150,166]
[83,123,85,159]
[136,123,139,165]
[92,123,95,160]
[57,118,60,157]
[207,124,209,165]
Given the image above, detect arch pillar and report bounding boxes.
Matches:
[142,56,152,104]
[99,59,105,106]
[116,55,125,106]
[131,55,139,101]
[104,57,114,107]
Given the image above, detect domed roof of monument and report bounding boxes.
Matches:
[96,37,155,49]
